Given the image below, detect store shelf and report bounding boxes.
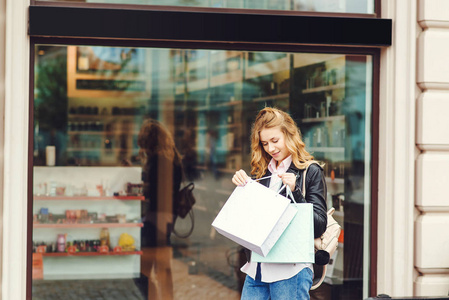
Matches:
[302,115,345,123]
[34,223,144,229]
[34,196,144,201]
[308,147,345,153]
[252,93,289,103]
[301,83,345,94]
[42,251,143,257]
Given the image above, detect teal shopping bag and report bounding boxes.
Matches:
[251,187,315,264]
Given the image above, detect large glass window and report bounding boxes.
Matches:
[32,45,372,299]
[36,0,375,14]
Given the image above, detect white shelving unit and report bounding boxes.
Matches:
[33,166,143,280]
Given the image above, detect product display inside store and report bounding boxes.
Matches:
[32,167,143,280]
[32,45,372,299]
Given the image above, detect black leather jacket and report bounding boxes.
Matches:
[243,162,328,262]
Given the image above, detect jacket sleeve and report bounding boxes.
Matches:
[292,164,328,238]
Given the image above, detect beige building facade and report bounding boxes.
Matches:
[0,0,448,299]
[415,0,449,295]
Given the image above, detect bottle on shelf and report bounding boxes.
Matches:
[57,234,66,253]
[100,228,110,250]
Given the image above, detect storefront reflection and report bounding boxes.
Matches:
[32,45,372,300]
[137,119,182,299]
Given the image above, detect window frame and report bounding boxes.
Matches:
[29,2,391,47]
[27,2,387,298]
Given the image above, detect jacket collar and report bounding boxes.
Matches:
[287,163,301,174]
[260,161,302,187]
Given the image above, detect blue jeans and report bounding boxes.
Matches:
[241,268,313,300]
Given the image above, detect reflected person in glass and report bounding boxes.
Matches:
[231,107,327,300]
[138,119,183,300]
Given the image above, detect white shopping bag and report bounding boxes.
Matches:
[251,202,315,263]
[211,179,297,257]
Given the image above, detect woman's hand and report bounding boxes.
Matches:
[279,173,297,192]
[232,169,250,186]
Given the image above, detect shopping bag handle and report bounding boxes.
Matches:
[253,174,273,182]
[253,175,296,203]
[277,184,296,203]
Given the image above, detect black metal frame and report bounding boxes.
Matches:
[27,2,390,299]
[29,5,391,47]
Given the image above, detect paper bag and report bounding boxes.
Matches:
[211,180,297,257]
[251,203,315,263]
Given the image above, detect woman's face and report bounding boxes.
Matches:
[259,126,290,164]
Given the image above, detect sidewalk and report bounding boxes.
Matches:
[32,258,241,300]
[173,258,240,300]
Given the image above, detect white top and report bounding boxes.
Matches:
[240,156,313,283]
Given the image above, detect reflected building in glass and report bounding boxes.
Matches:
[32,45,373,300]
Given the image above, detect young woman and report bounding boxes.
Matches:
[232,107,328,300]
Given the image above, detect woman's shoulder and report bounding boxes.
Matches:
[305,162,324,177]
[307,162,323,170]
[288,160,323,174]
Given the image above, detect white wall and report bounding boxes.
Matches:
[2,0,29,299]
[377,0,417,296]
[0,0,6,297]
[415,0,449,296]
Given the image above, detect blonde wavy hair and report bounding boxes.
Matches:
[138,119,181,166]
[250,107,317,178]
